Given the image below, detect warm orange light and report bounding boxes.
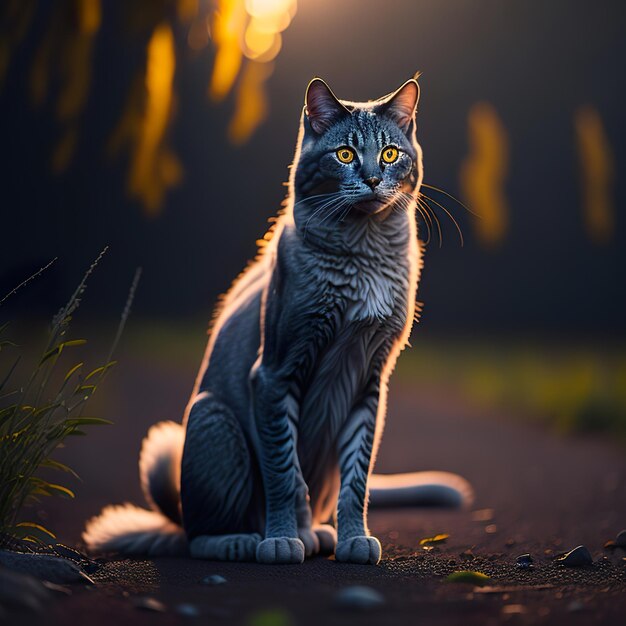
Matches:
[244,21,282,61]
[127,22,182,214]
[246,0,295,29]
[77,0,101,34]
[177,0,199,22]
[460,102,510,247]
[228,61,274,145]
[575,106,614,245]
[208,0,296,142]
[209,0,246,101]
[11,0,296,212]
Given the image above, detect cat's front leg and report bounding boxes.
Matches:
[292,452,320,557]
[335,377,383,565]
[282,392,320,557]
[251,365,305,564]
[294,469,337,557]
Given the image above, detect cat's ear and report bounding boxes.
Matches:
[378,78,420,131]
[305,78,350,134]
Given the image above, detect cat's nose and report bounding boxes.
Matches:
[364,176,381,190]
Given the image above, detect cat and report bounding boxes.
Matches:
[83,76,473,565]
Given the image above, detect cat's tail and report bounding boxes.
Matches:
[82,421,188,556]
[369,471,474,509]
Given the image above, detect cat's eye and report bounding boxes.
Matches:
[381,146,399,164]
[336,147,355,164]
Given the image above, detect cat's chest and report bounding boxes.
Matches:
[316,252,410,323]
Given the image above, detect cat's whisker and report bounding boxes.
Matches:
[416,201,434,244]
[419,192,464,247]
[406,197,433,246]
[393,192,432,245]
[417,206,432,245]
[421,183,480,218]
[417,195,443,248]
[338,202,353,222]
[319,197,351,225]
[293,192,341,209]
[302,195,346,239]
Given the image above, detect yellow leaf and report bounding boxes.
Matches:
[419,533,449,546]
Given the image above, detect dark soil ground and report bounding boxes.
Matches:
[5,333,626,625]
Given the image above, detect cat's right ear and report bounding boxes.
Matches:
[305,78,350,134]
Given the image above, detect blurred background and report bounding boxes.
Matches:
[0,0,625,542]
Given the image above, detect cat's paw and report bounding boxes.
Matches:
[335,536,381,565]
[313,524,337,555]
[189,533,261,561]
[256,537,305,564]
[298,528,320,557]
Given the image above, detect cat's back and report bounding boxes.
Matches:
[196,232,279,414]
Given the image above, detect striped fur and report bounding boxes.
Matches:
[83,77,473,564]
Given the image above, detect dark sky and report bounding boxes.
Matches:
[1,0,625,335]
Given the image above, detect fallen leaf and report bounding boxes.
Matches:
[445,571,492,587]
[419,533,449,546]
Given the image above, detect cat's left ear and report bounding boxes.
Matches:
[377,79,420,131]
[305,78,350,134]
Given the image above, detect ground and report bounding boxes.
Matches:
[5,326,626,625]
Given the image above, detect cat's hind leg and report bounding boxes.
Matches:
[189,533,261,561]
[181,392,260,562]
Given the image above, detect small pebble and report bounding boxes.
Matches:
[616,530,626,548]
[201,574,227,586]
[516,554,533,570]
[134,597,166,612]
[177,603,201,617]
[558,545,593,567]
[334,585,385,610]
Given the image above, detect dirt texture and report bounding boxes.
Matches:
[4,349,626,625]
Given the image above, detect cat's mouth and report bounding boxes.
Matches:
[353,193,390,215]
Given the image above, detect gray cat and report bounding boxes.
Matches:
[84,77,472,565]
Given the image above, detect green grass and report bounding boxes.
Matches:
[0,251,140,544]
[396,339,626,439]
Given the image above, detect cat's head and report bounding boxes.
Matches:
[292,77,422,228]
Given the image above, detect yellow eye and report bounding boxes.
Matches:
[336,147,354,164]
[381,146,399,164]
